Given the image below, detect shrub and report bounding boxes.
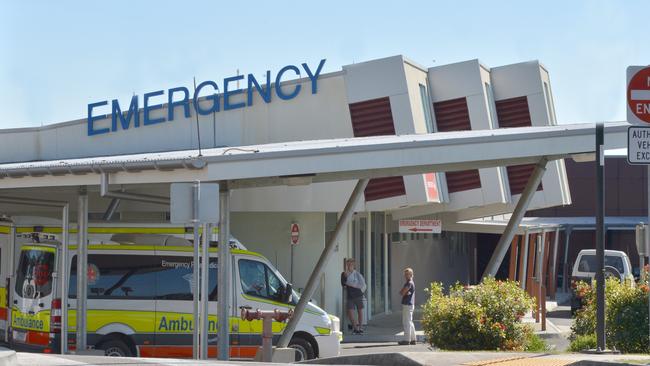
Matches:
[568,334,597,352]
[422,278,543,351]
[570,277,649,353]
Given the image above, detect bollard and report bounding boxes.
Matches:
[240,307,293,362]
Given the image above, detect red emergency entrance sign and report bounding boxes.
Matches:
[627,66,650,124]
[398,219,442,234]
[290,223,300,245]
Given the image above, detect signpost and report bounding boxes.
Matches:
[398,219,442,234]
[627,66,650,352]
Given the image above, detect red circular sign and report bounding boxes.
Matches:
[628,67,650,123]
[290,223,300,245]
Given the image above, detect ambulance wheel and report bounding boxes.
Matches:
[289,336,315,361]
[99,338,132,357]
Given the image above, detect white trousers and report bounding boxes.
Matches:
[402,304,416,342]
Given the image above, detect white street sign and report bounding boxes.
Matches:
[628,126,650,165]
[170,182,220,224]
[398,219,441,234]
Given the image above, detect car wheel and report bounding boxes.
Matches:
[289,336,315,361]
[99,338,132,357]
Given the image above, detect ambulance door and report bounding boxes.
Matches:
[235,256,292,357]
[154,253,195,358]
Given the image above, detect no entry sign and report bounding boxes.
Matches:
[627,66,650,124]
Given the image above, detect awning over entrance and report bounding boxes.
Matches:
[0,122,629,191]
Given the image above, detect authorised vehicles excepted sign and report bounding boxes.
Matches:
[628,126,650,165]
[398,219,442,234]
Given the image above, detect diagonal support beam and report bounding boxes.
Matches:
[482,158,548,279]
[277,178,369,348]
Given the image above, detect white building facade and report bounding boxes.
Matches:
[0,55,569,321]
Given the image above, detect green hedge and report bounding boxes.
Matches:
[422,278,545,351]
[570,278,649,353]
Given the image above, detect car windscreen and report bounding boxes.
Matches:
[577,254,624,274]
[15,248,55,299]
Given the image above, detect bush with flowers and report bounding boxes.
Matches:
[570,273,649,353]
[422,277,545,351]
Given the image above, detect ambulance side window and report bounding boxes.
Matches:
[238,259,283,302]
[69,254,157,299]
[156,256,218,301]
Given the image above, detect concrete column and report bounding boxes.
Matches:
[76,189,88,352]
[217,183,231,360]
[200,223,210,360]
[60,204,69,354]
[192,182,200,359]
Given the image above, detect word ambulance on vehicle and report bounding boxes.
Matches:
[1,222,341,361]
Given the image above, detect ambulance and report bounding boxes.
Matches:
[4,222,341,360]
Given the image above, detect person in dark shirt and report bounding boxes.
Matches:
[398,267,416,345]
[341,258,366,334]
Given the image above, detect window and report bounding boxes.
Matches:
[484,82,499,128]
[15,248,55,298]
[578,255,624,274]
[238,259,283,302]
[419,84,434,133]
[156,256,217,301]
[69,254,158,299]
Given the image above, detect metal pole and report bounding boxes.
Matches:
[192,181,200,359]
[6,224,15,344]
[200,223,210,360]
[365,212,372,323]
[217,183,231,360]
[278,178,369,348]
[537,232,545,329]
[383,212,389,314]
[595,122,606,351]
[61,204,69,354]
[76,189,88,352]
[483,157,548,279]
[562,227,573,292]
[551,228,560,296]
[520,230,529,289]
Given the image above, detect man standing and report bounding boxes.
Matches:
[398,267,416,345]
[341,258,366,334]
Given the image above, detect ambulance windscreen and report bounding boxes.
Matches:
[15,248,55,299]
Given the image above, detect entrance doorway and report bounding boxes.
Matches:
[351,212,390,322]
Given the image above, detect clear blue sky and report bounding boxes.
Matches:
[0,1,646,128]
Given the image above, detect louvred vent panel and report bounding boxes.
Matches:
[506,164,543,195]
[495,96,532,128]
[432,97,481,193]
[349,97,405,201]
[495,96,542,194]
[348,97,396,137]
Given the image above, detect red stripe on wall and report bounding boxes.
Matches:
[349,97,406,201]
[432,97,481,192]
[495,96,542,194]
